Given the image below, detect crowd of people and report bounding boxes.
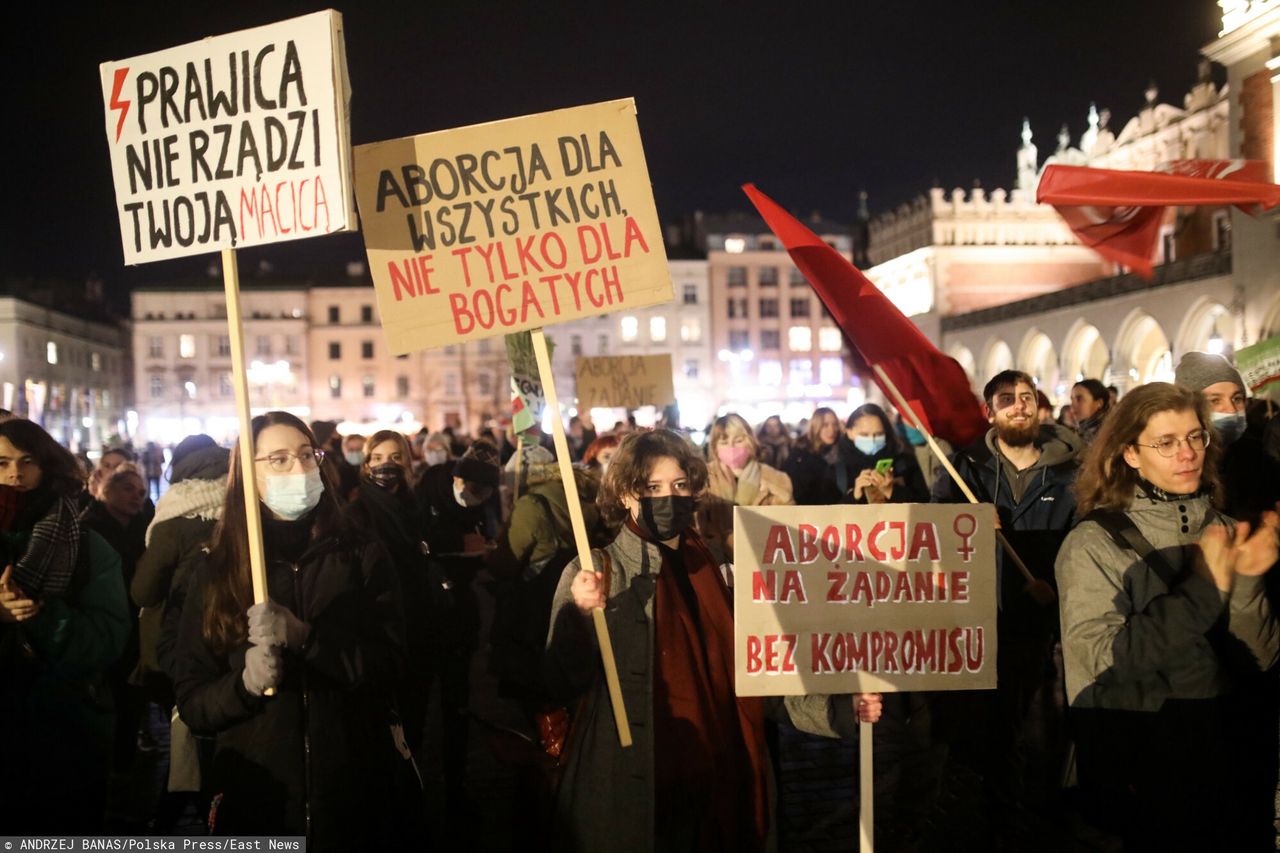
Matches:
[0,347,1277,851]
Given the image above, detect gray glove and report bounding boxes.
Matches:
[247,601,311,650]
[242,644,282,697]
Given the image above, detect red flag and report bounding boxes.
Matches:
[742,184,988,448]
[1037,160,1280,278]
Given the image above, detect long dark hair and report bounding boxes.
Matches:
[0,419,86,497]
[845,403,902,456]
[203,411,342,655]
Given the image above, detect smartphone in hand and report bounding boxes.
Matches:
[875,458,894,476]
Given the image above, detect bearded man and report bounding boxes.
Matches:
[930,369,1083,833]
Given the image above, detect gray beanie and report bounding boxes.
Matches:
[1174,351,1244,393]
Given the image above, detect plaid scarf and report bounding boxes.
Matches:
[13,494,81,598]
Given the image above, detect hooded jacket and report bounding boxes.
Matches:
[932,424,1082,608]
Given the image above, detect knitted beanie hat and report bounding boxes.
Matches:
[1174,351,1244,393]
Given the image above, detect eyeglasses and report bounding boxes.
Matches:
[254,448,325,473]
[1133,430,1210,458]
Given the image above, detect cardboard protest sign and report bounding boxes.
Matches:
[733,504,996,696]
[353,99,673,354]
[100,10,355,264]
[575,354,675,410]
[505,331,548,433]
[1236,336,1280,399]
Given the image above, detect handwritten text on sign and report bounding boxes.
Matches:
[353,99,673,354]
[576,355,676,410]
[733,504,997,696]
[100,11,354,264]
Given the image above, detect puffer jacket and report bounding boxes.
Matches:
[172,524,410,850]
[1056,491,1280,712]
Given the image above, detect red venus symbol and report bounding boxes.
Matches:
[953,513,977,562]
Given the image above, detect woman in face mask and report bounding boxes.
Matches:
[545,430,882,853]
[420,432,454,472]
[838,404,928,505]
[699,413,793,566]
[172,412,420,848]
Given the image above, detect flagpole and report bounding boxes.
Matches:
[872,364,1050,598]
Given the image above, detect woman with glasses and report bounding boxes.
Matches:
[172,412,419,849]
[1056,383,1280,850]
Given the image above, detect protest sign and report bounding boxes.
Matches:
[100,10,355,264]
[575,354,675,410]
[734,503,997,696]
[352,99,673,354]
[1236,336,1280,399]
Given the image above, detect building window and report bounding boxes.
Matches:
[790,297,811,318]
[684,359,699,379]
[598,334,609,354]
[728,329,750,351]
[178,335,196,358]
[361,305,373,323]
[790,267,807,285]
[444,345,457,355]
[329,375,342,398]
[620,316,638,342]
[149,375,164,399]
[819,327,843,352]
[789,326,812,351]
[478,339,491,354]
[727,266,747,287]
[46,342,58,365]
[759,359,783,385]
[820,357,844,386]
[90,352,101,372]
[724,237,746,254]
[571,334,583,356]
[183,380,197,400]
[761,329,781,350]
[362,376,375,398]
[328,305,340,323]
[328,342,341,360]
[759,298,779,318]
[728,298,749,319]
[759,267,779,287]
[682,284,699,305]
[649,317,667,343]
[361,341,374,359]
[256,335,271,356]
[284,336,298,355]
[760,237,776,251]
[478,373,493,396]
[148,337,164,358]
[1212,210,1231,251]
[445,372,459,395]
[217,335,231,357]
[789,358,814,385]
[396,375,410,398]
[681,319,702,343]
[219,372,234,398]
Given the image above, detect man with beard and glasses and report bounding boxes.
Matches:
[930,369,1083,841]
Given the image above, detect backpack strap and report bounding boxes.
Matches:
[1083,508,1180,589]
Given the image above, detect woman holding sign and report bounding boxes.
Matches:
[1057,383,1279,850]
[173,413,419,849]
[545,429,880,853]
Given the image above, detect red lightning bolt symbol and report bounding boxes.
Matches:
[109,67,130,143]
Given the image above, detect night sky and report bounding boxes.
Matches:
[1,0,1219,299]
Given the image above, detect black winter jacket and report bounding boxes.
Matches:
[833,436,929,504]
[172,520,409,850]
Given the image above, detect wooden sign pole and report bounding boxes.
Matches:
[222,249,270,610]
[860,722,874,853]
[871,364,1043,591]
[531,328,632,747]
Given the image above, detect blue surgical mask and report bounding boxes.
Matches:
[1211,410,1246,445]
[263,469,325,520]
[854,435,886,455]
[344,450,364,467]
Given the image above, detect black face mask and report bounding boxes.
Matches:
[636,495,695,541]
[369,464,405,490]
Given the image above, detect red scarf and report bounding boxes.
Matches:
[630,519,769,851]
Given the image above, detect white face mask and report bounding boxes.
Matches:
[453,480,484,508]
[344,450,364,467]
[425,449,448,467]
[263,469,325,520]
